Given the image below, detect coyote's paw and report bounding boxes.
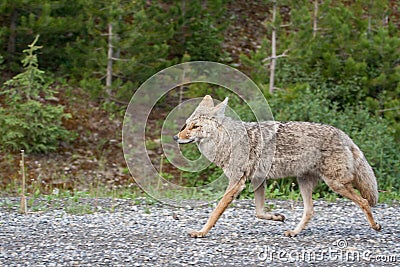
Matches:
[284,230,298,237]
[274,213,285,222]
[188,230,207,238]
[373,223,382,231]
[256,213,285,222]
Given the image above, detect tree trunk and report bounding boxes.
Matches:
[313,0,319,38]
[7,8,18,54]
[269,1,277,94]
[106,23,113,100]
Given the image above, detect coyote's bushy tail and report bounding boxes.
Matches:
[352,145,378,206]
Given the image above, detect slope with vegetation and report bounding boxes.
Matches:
[0,0,398,201]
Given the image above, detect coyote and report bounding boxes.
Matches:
[173,95,381,238]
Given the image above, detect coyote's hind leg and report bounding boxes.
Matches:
[284,175,319,237]
[254,182,285,222]
[324,179,381,231]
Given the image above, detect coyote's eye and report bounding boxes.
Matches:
[191,124,200,129]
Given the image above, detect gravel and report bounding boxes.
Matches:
[0,197,399,266]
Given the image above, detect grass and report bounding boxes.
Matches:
[0,184,144,214]
[1,177,399,215]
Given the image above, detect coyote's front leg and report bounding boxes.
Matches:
[189,177,246,238]
[254,182,285,222]
[284,176,318,237]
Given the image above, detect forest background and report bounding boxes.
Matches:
[0,0,399,203]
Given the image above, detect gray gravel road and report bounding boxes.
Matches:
[0,197,399,266]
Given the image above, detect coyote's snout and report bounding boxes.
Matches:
[175,95,381,238]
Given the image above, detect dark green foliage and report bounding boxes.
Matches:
[79,0,175,100]
[0,36,72,153]
[168,0,227,61]
[242,1,400,113]
[0,100,71,153]
[0,0,88,73]
[0,0,229,101]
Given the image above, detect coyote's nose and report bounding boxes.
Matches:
[173,135,179,141]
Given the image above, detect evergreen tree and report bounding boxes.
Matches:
[0,0,88,74]
[80,0,174,100]
[0,36,72,153]
[168,0,227,61]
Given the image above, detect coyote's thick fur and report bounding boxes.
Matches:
[174,95,381,238]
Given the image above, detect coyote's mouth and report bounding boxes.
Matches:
[173,135,196,144]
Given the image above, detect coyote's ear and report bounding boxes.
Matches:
[213,97,228,117]
[189,95,215,121]
[198,95,214,108]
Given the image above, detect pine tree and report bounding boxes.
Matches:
[0,0,88,73]
[80,0,174,101]
[0,35,72,153]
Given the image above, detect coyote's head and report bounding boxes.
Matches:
[173,95,228,144]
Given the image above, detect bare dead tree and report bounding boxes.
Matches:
[7,8,18,54]
[264,0,289,94]
[313,0,319,38]
[106,23,113,101]
[102,22,131,102]
[269,0,277,94]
